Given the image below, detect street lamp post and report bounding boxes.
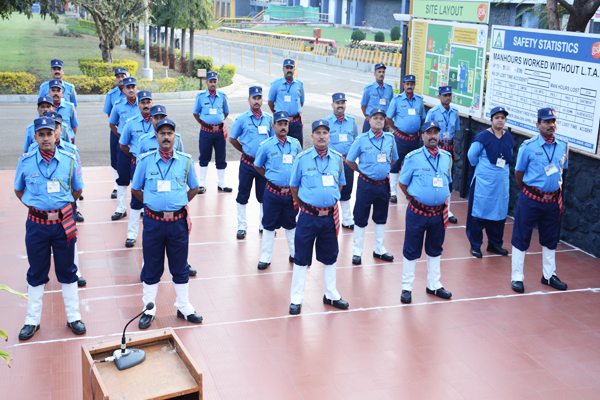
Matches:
[142,0,153,80]
[393,13,412,93]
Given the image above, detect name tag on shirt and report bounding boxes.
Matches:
[339,134,348,142]
[496,158,506,168]
[47,181,60,193]
[157,180,171,192]
[377,153,387,163]
[408,109,416,116]
[322,175,335,186]
[258,126,268,134]
[283,154,293,164]
[433,177,443,187]
[545,163,559,176]
[379,99,387,105]
[284,95,291,103]
[443,132,450,139]
[209,108,217,115]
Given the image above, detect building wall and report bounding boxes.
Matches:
[237,0,251,17]
[363,0,402,30]
[488,3,512,36]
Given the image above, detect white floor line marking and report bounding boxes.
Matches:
[351,79,370,84]
[14,287,600,347]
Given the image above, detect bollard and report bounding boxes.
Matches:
[269,50,272,75]
[254,48,257,71]
[295,57,299,78]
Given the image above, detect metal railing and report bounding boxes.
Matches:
[335,47,402,71]
[205,29,305,52]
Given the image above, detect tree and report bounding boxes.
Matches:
[547,0,561,30]
[557,0,600,31]
[0,0,58,21]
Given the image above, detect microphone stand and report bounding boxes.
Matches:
[113,302,154,371]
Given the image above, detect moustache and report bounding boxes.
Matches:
[162,140,171,143]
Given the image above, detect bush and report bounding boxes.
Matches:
[215,64,235,88]
[63,75,115,94]
[0,72,36,94]
[78,18,96,32]
[78,58,138,78]
[274,31,291,35]
[139,39,144,52]
[374,31,385,42]
[390,26,401,42]
[192,55,213,78]
[56,26,82,37]
[156,78,178,93]
[350,29,365,43]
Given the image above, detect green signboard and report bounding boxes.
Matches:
[413,0,490,24]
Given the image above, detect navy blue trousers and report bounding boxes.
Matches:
[511,192,560,252]
[129,163,144,210]
[353,177,390,228]
[403,207,445,260]
[262,189,297,231]
[294,210,338,266]
[199,128,227,169]
[390,134,421,174]
[116,146,131,186]
[466,177,506,250]
[110,130,119,170]
[236,161,266,205]
[288,118,303,148]
[340,162,354,202]
[25,219,78,286]
[141,215,189,285]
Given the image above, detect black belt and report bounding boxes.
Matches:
[267,181,291,194]
[241,152,255,163]
[409,199,445,214]
[200,120,224,131]
[359,174,389,185]
[28,207,65,220]
[145,206,186,219]
[524,185,560,201]
[289,114,301,123]
[302,203,334,216]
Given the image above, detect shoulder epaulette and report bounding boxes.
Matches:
[288,137,300,146]
[345,114,355,120]
[175,151,192,159]
[297,149,310,158]
[294,78,304,84]
[58,149,76,159]
[329,148,342,157]
[108,87,119,94]
[20,151,35,161]
[405,148,420,159]
[383,132,394,138]
[113,97,126,106]
[138,150,156,160]
[522,137,536,146]
[439,148,451,157]
[139,132,153,141]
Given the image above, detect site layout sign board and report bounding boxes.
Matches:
[485,26,600,154]
[413,0,490,24]
[410,19,488,117]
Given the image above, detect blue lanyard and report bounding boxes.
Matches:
[37,155,59,180]
[207,92,218,109]
[442,109,452,131]
[157,158,175,180]
[376,84,386,99]
[249,112,264,129]
[368,133,384,152]
[276,139,291,155]
[424,150,440,176]
[142,119,153,134]
[314,153,330,175]
[285,80,294,94]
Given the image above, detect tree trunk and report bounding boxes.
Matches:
[163,27,169,66]
[189,26,195,77]
[565,0,600,32]
[101,44,113,63]
[169,26,176,69]
[180,28,187,73]
[149,25,154,59]
[546,0,561,30]
[156,25,162,62]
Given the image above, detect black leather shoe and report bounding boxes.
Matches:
[400,290,412,304]
[448,216,458,224]
[542,275,568,291]
[426,287,452,299]
[289,303,302,315]
[258,228,263,233]
[236,230,246,239]
[140,211,144,217]
[390,195,398,203]
[111,211,127,221]
[218,186,233,192]
[76,211,84,222]
[77,277,87,287]
[188,265,197,276]
[138,314,154,329]
[487,244,509,256]
[177,310,203,323]
[257,262,270,270]
[111,189,117,199]
[373,252,394,262]
[289,255,294,263]
[512,281,524,293]
[470,247,483,258]
[125,238,136,247]
[352,255,361,265]
[342,223,354,230]
[18,324,39,340]
[67,320,86,335]
[198,186,206,194]
[323,295,349,309]
[79,195,84,200]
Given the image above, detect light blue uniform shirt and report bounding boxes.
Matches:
[119,115,154,158]
[132,150,199,212]
[347,130,399,181]
[56,99,78,138]
[400,147,453,207]
[103,87,126,115]
[39,80,78,107]
[268,78,305,116]
[290,147,346,208]
[386,93,425,134]
[468,142,510,220]
[425,105,461,141]
[192,90,229,125]
[229,110,274,158]
[322,113,358,156]
[254,136,301,187]
[137,132,184,161]
[109,98,140,135]
[515,134,568,193]
[360,81,394,115]
[14,148,84,211]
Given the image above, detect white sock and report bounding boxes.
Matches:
[127,207,141,239]
[259,229,276,263]
[373,223,387,255]
[511,246,526,282]
[237,202,247,231]
[217,169,227,188]
[340,200,354,226]
[199,166,208,187]
[389,173,399,197]
[24,284,45,326]
[61,282,82,323]
[542,246,556,280]
[402,257,417,291]
[116,186,127,213]
[352,226,366,256]
[142,282,159,316]
[285,228,295,258]
[173,283,195,316]
[290,263,307,305]
[113,169,119,190]
[323,263,341,301]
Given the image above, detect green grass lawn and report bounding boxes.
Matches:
[249,25,389,45]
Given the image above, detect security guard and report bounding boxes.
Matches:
[254,111,301,270]
[398,121,453,303]
[109,77,140,221]
[360,63,393,133]
[38,59,78,107]
[131,118,203,329]
[268,59,305,147]
[138,105,185,156]
[15,117,86,340]
[48,79,78,143]
[347,108,398,265]
[386,74,425,203]
[119,90,154,247]
[323,92,358,229]
[229,86,274,239]
[192,71,231,193]
[425,85,460,223]
[22,95,54,152]
[289,120,348,315]
[511,108,568,293]
[103,67,128,199]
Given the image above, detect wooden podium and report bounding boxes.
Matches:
[82,328,202,400]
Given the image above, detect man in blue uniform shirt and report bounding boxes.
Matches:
[398,121,453,303]
[138,105,185,156]
[192,71,231,193]
[288,120,348,315]
[511,108,569,293]
[229,86,274,239]
[48,79,78,142]
[254,111,301,270]
[38,59,78,107]
[109,77,140,221]
[386,74,425,203]
[119,90,154,248]
[22,95,54,152]
[347,108,398,265]
[323,92,359,229]
[268,59,305,147]
[14,117,86,340]
[360,63,393,133]
[103,67,128,199]
[132,119,203,329]
[425,85,460,223]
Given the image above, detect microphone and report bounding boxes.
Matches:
[112,302,154,371]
